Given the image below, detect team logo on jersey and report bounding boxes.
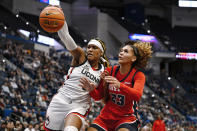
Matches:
[83,65,89,71]
[81,65,100,83]
[124,82,131,85]
[45,116,50,126]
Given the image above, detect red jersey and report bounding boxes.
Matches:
[152,119,166,131]
[90,65,145,121]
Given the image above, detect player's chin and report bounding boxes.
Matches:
[118,59,123,63]
[87,55,94,60]
[118,59,126,64]
[87,56,94,61]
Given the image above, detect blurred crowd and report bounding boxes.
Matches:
[0,37,71,130]
[139,87,196,131]
[147,75,197,117]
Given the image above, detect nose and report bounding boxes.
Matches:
[119,51,123,56]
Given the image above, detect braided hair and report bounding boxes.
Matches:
[91,38,110,104]
[94,38,110,68]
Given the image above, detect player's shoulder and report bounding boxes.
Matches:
[133,68,145,74]
[133,68,145,79]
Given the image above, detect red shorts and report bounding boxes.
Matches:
[91,115,137,131]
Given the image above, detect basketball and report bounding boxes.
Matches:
[39,6,65,33]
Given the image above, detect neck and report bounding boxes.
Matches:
[89,60,99,69]
[119,63,132,74]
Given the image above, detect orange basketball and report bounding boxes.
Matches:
[39,6,65,33]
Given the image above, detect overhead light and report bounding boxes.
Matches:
[37,30,40,33]
[26,22,29,25]
[84,39,87,42]
[147,30,150,34]
[16,14,19,18]
[4,26,7,30]
[179,0,197,7]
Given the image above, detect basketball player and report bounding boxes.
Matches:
[44,6,109,131]
[80,41,152,131]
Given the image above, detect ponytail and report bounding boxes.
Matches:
[92,38,110,104]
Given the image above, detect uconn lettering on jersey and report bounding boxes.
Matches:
[81,69,100,83]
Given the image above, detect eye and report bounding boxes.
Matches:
[119,48,123,53]
[93,46,98,49]
[124,49,128,53]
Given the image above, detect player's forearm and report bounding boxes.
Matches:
[120,73,145,101]
[58,21,77,51]
[120,79,145,101]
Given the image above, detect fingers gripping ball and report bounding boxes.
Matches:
[39,6,65,33]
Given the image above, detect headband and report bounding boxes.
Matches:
[129,45,139,58]
[88,39,104,52]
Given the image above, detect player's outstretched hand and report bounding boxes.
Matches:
[79,77,96,92]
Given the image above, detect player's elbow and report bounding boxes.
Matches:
[134,92,143,101]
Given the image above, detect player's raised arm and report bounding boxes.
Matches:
[58,16,86,66]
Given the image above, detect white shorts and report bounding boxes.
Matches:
[44,92,91,130]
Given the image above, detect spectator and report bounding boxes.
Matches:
[6,121,15,131]
[141,122,152,131]
[24,123,35,131]
[0,121,6,130]
[152,113,166,131]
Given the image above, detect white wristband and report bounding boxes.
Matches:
[58,22,77,51]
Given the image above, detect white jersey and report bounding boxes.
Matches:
[58,60,104,103]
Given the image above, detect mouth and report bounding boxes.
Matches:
[87,53,93,57]
[118,56,123,60]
